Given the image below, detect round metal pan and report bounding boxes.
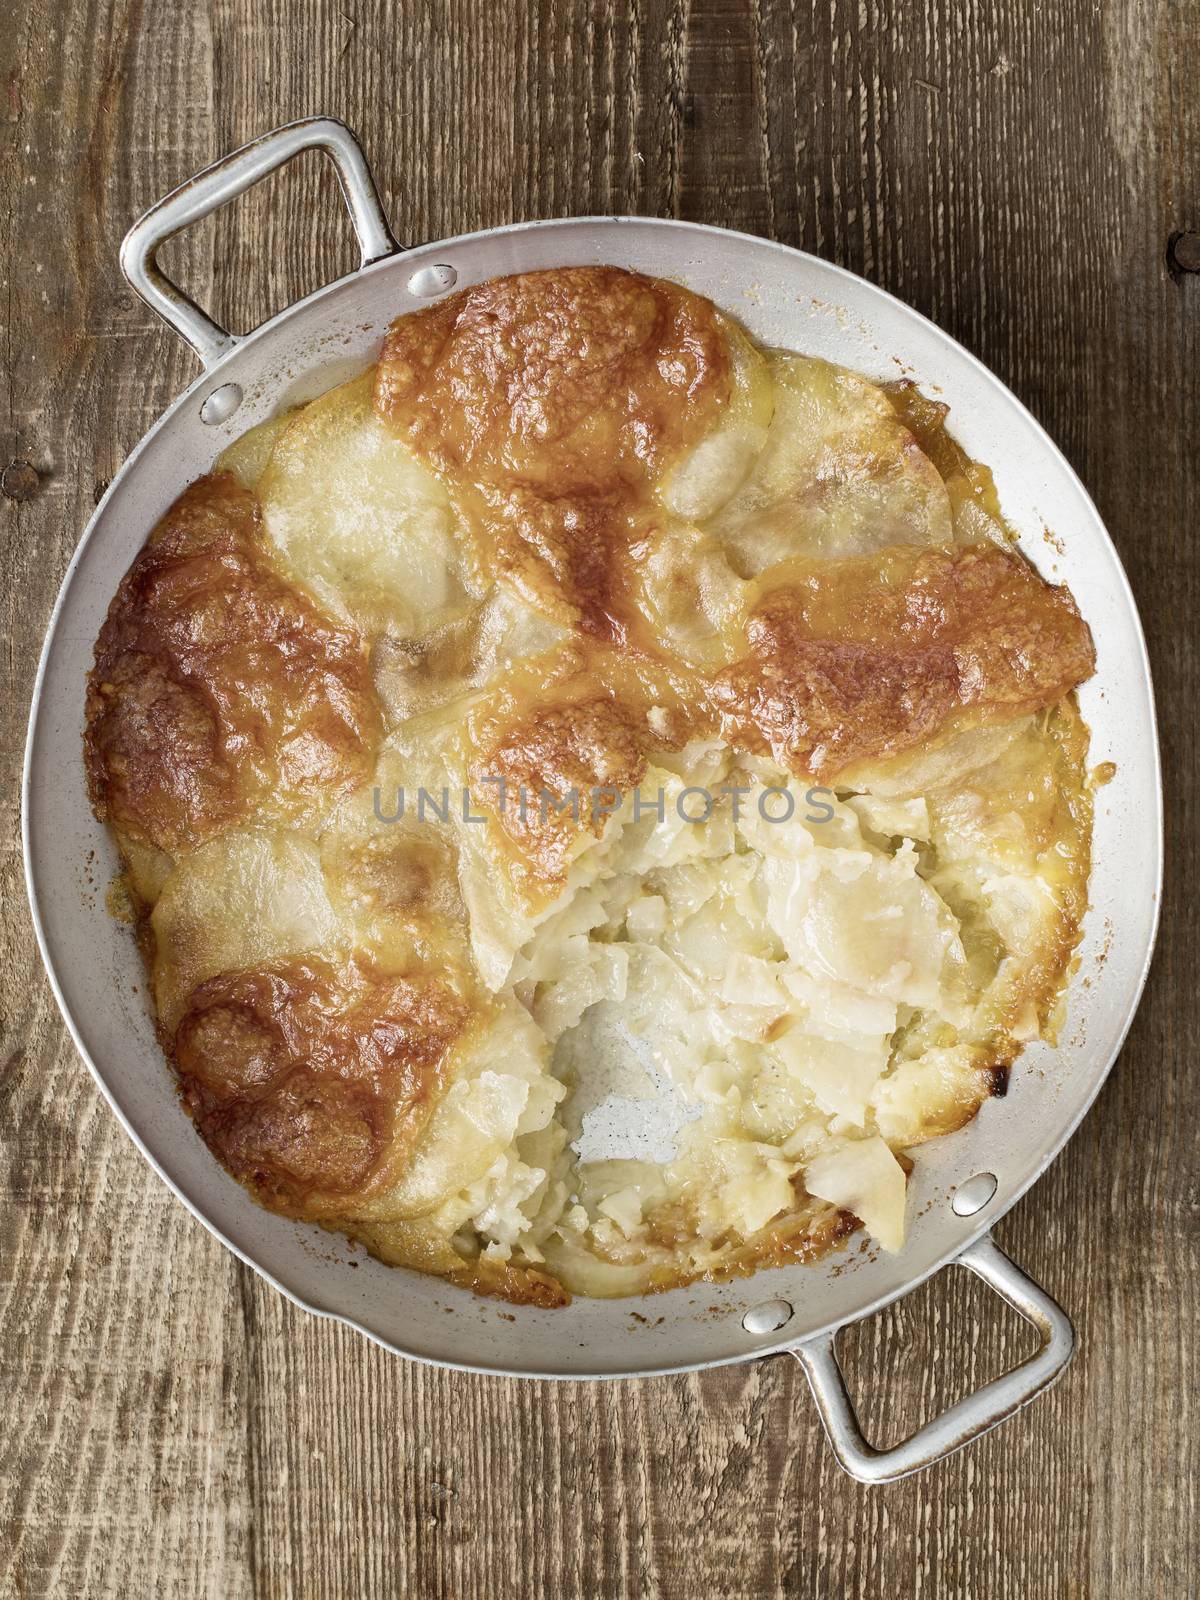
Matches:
[22,119,1162,1482]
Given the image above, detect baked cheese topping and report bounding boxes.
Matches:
[85,267,1095,1303]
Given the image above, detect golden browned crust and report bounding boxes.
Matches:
[982,699,1095,1046]
[470,692,649,891]
[710,543,1095,778]
[552,1188,862,1298]
[174,955,470,1218]
[348,1219,573,1307]
[451,1257,572,1309]
[652,1201,862,1292]
[375,267,731,637]
[85,475,382,855]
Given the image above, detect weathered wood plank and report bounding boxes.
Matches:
[1,1,1195,1596]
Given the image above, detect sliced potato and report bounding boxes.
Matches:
[258,374,478,636]
[712,351,953,574]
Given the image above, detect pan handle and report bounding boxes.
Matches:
[791,1232,1075,1484]
[120,117,400,368]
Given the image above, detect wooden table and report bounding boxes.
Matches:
[2,2,1195,1595]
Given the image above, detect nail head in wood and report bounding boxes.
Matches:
[1168,231,1200,275]
[1,461,41,501]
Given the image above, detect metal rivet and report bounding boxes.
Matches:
[952,1172,999,1216]
[407,263,458,298]
[742,1298,793,1335]
[200,383,243,425]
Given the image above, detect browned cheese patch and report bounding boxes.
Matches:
[469,692,650,895]
[375,267,731,638]
[710,543,1096,778]
[174,955,471,1219]
[85,475,382,856]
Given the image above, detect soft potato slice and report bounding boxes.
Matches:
[216,411,294,490]
[377,998,558,1219]
[150,827,344,1030]
[712,351,953,573]
[258,374,478,636]
[804,1135,908,1252]
[659,317,776,520]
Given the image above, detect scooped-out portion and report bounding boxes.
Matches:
[85,266,1095,1304]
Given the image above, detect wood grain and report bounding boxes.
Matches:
[1,1,1195,1595]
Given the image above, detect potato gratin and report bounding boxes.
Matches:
[85,268,1095,1304]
